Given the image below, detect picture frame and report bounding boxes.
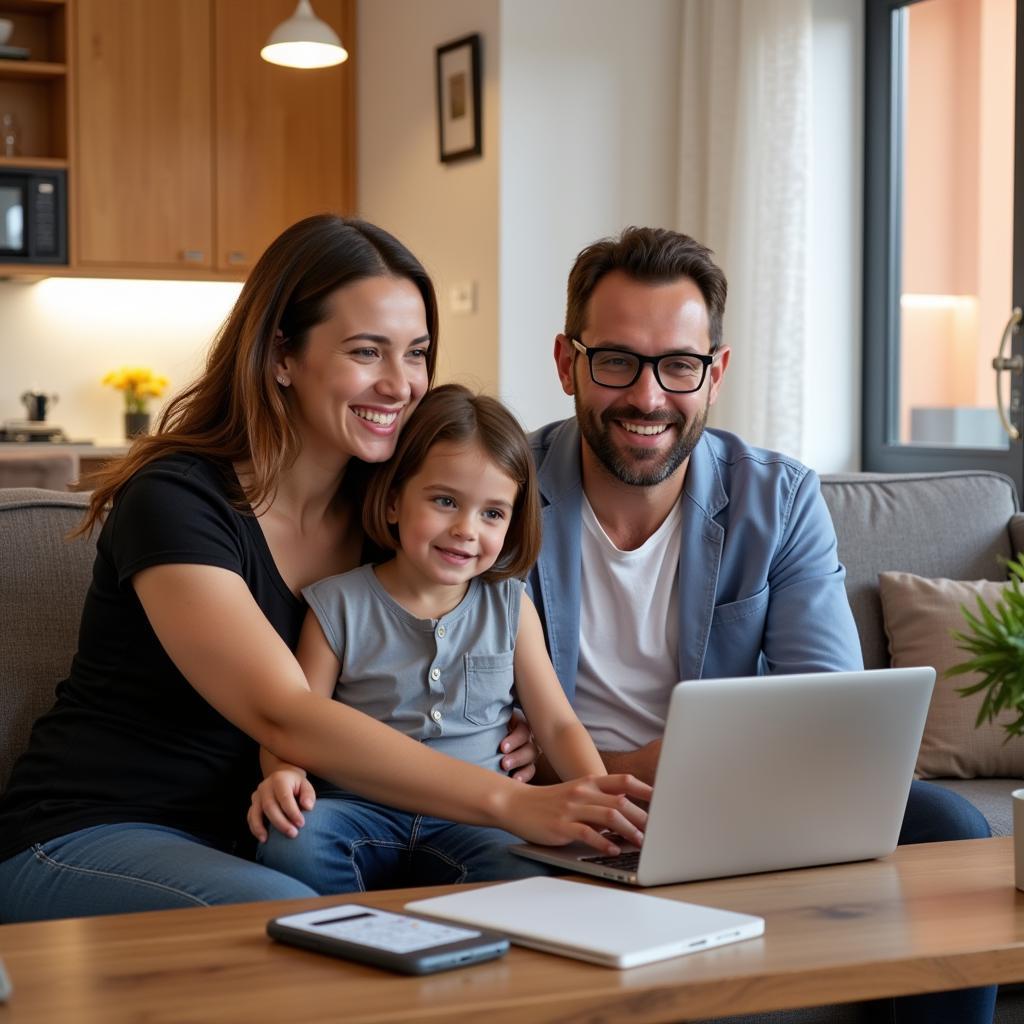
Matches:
[435,33,482,164]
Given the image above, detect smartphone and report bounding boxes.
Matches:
[267,904,510,975]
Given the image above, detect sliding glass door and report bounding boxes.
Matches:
[863,0,1024,498]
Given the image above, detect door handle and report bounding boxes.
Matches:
[992,306,1023,441]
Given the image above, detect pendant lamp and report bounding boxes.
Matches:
[260,0,348,69]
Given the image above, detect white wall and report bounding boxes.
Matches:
[0,278,240,444]
[497,0,682,430]
[803,0,863,472]
[357,0,501,393]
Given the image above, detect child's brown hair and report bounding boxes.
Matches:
[363,384,541,581]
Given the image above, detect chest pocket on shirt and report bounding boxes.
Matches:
[463,651,515,726]
[707,585,770,676]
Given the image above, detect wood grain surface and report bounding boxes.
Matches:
[1,838,1022,1023]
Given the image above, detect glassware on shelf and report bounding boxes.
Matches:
[1,113,18,158]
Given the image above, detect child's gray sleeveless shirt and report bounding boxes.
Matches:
[302,564,524,773]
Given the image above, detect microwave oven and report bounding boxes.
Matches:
[0,167,67,265]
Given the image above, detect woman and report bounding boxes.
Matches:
[0,215,646,921]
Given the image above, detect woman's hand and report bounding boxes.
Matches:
[500,709,538,782]
[501,774,652,854]
[247,769,317,843]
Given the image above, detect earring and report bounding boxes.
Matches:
[276,375,289,387]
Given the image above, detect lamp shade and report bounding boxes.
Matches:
[260,0,348,69]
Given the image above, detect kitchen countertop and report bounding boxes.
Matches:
[0,442,129,456]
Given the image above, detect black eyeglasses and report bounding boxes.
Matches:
[571,338,718,394]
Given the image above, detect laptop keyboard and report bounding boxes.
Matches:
[580,850,640,870]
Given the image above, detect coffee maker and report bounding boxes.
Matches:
[21,390,58,422]
[0,390,66,442]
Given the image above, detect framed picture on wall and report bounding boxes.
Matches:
[435,33,482,163]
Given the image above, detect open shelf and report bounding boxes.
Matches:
[0,0,68,162]
[0,59,66,79]
[0,0,65,14]
[0,154,67,168]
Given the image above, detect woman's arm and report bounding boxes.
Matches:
[513,596,606,781]
[249,610,341,841]
[134,563,649,852]
[261,608,341,766]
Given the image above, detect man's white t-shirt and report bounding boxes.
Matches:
[574,493,682,751]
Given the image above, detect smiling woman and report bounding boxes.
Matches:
[273,275,432,471]
[0,214,452,920]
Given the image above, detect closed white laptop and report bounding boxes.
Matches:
[511,667,935,886]
[406,876,764,968]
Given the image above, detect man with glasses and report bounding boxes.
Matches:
[524,225,993,1024]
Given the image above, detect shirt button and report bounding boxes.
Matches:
[431,709,442,722]
[430,667,441,681]
[436,625,446,639]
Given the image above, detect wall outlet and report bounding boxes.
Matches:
[449,281,477,315]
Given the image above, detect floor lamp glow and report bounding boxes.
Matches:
[260,0,348,69]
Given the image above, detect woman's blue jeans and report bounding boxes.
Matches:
[0,822,317,923]
[256,792,554,893]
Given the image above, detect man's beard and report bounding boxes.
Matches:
[575,394,709,487]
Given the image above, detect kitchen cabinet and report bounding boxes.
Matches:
[215,0,355,273]
[73,0,355,278]
[75,0,213,269]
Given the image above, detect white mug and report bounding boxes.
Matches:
[1012,788,1024,890]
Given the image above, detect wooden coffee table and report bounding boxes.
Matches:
[1,837,1023,1023]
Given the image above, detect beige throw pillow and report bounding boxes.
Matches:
[877,571,1020,779]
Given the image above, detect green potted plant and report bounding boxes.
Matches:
[949,554,1024,736]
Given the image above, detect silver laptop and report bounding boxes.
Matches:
[511,667,935,886]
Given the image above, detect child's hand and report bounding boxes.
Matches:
[504,774,651,854]
[247,769,316,843]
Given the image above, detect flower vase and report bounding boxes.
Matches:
[125,411,151,439]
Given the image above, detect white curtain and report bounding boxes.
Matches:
[677,0,812,457]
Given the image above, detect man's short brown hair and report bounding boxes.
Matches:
[564,226,728,348]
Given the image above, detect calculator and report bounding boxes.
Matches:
[267,904,510,974]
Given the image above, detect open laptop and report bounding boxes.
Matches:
[511,667,935,886]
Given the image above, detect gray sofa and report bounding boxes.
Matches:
[823,470,1024,837]
[1,471,1023,1021]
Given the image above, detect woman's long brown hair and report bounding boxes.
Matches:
[76,215,439,536]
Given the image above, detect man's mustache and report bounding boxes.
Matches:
[600,406,684,427]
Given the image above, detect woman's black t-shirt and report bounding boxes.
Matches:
[0,454,306,863]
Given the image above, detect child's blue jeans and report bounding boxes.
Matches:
[256,790,553,893]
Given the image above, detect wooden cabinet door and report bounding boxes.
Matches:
[214,0,355,272]
[76,0,214,268]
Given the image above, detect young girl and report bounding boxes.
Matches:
[249,384,649,892]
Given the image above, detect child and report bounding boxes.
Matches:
[249,384,649,893]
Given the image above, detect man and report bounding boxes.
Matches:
[526,226,992,1024]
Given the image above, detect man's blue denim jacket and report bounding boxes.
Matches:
[526,418,864,701]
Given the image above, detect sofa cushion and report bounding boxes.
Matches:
[930,777,1021,838]
[878,571,1023,779]
[821,471,1019,669]
[0,487,94,791]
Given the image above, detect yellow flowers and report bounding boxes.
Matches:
[102,367,169,414]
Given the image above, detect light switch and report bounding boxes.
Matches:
[449,281,477,315]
